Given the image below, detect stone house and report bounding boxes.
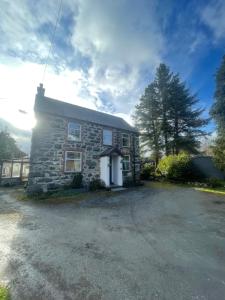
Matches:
[27,84,140,193]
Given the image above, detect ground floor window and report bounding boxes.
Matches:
[65,151,82,172]
[123,155,130,171]
[2,162,12,177]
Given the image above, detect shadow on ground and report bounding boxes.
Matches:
[0,184,225,299]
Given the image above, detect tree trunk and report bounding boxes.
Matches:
[174,114,179,155]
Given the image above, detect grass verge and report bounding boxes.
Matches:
[15,188,112,204]
[0,285,10,300]
[195,187,225,196]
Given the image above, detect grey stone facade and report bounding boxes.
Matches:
[27,87,140,193]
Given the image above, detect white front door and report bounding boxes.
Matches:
[100,155,123,187]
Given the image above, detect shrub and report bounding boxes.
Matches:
[89,179,105,191]
[156,152,189,180]
[156,152,205,182]
[0,285,10,300]
[71,173,83,188]
[207,178,225,188]
[140,164,155,180]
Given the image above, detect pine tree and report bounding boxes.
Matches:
[135,63,209,163]
[154,64,173,155]
[134,83,162,164]
[210,55,225,171]
[211,136,225,170]
[169,75,209,154]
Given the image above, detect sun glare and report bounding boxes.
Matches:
[0,101,36,131]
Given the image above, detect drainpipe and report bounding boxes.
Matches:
[132,134,136,183]
[0,161,2,184]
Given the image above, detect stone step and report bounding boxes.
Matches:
[110,186,127,192]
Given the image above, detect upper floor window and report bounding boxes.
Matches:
[68,122,81,141]
[122,133,130,147]
[103,129,112,145]
[65,151,82,172]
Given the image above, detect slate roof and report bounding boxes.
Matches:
[35,96,137,132]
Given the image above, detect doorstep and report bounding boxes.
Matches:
[110,187,127,192]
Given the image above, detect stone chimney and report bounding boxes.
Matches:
[36,83,45,98]
[34,83,45,112]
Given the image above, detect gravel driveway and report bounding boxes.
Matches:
[0,183,225,300]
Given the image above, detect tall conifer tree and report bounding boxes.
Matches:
[169,75,209,154]
[154,64,172,155]
[135,83,162,164]
[135,63,209,163]
[210,55,225,171]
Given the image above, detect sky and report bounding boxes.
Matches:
[0,0,225,131]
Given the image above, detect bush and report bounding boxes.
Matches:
[207,178,225,188]
[156,152,205,182]
[71,173,83,188]
[0,285,10,300]
[89,179,105,191]
[140,164,155,180]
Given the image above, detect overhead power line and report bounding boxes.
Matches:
[42,0,63,83]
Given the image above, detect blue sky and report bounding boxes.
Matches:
[0,0,224,130]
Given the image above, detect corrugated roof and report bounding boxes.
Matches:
[35,96,138,132]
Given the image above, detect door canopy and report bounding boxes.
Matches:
[100,147,124,157]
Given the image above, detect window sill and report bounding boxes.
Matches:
[64,171,82,173]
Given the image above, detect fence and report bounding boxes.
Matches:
[0,158,30,186]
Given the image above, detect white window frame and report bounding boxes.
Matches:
[122,133,130,147]
[64,151,82,173]
[68,122,81,141]
[103,129,113,146]
[123,155,130,171]
[2,162,12,178]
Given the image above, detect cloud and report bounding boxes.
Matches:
[0,0,78,65]
[3,0,215,133]
[0,1,49,60]
[201,0,225,41]
[0,0,165,126]
[0,58,103,129]
[72,0,164,111]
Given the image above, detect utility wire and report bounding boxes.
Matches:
[42,0,63,83]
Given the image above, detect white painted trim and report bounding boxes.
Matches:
[100,156,110,186]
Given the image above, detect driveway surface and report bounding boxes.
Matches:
[0,183,225,300]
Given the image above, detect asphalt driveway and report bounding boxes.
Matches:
[0,183,225,300]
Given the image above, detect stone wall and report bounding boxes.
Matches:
[27,112,140,193]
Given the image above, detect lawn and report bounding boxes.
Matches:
[145,180,225,197]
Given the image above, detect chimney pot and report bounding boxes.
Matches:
[37,83,45,97]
